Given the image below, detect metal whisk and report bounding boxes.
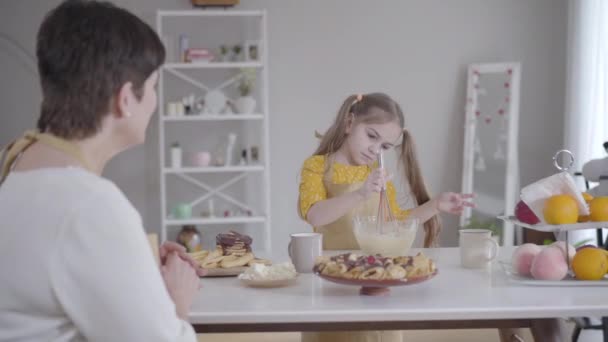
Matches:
[375,151,395,233]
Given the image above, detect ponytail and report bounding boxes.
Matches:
[400,129,441,247]
[313,94,361,156]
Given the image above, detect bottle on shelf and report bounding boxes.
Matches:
[171,142,182,168]
[239,149,248,165]
[225,133,237,166]
[250,146,259,164]
[201,199,215,218]
[179,34,189,63]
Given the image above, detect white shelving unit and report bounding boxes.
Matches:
[164,62,263,69]
[163,166,265,174]
[162,114,264,122]
[156,10,271,252]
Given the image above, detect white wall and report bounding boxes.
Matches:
[0,0,567,250]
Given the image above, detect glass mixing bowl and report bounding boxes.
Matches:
[353,216,419,256]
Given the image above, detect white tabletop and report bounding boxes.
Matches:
[190,247,608,326]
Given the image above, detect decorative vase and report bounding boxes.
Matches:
[235,96,256,114]
[173,203,192,219]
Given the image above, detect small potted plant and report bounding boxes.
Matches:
[235,68,256,114]
[219,45,229,62]
[231,44,242,62]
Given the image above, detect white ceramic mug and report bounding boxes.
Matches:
[459,229,499,269]
[288,233,322,273]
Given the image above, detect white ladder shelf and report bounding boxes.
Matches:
[156,10,271,252]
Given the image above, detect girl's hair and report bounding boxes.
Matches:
[315,93,441,247]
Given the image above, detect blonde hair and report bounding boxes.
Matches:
[314,92,441,247]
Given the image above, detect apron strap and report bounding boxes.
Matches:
[0,130,92,186]
[0,131,38,185]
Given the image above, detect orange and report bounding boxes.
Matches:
[579,192,594,222]
[590,197,608,222]
[572,248,608,280]
[543,195,579,224]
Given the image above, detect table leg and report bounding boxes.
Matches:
[602,317,608,342]
[530,318,568,342]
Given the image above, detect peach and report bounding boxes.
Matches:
[511,243,542,276]
[530,246,568,281]
[550,241,576,264]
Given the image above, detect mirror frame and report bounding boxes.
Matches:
[460,62,521,246]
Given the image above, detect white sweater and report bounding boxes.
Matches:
[0,168,196,342]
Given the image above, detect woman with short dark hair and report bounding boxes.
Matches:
[0,1,200,340]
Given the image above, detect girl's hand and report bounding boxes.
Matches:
[434,192,475,215]
[356,168,391,200]
[160,241,207,277]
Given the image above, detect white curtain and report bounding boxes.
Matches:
[564,0,608,246]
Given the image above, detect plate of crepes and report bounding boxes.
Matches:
[189,231,271,277]
[313,252,438,295]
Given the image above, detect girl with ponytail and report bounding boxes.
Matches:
[300,92,473,245]
[298,92,474,342]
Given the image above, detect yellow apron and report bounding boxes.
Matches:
[0,130,92,183]
[302,164,402,342]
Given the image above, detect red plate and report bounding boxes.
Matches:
[315,270,438,295]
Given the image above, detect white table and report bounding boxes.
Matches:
[190,248,608,336]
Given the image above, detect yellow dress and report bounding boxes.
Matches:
[298,155,408,342]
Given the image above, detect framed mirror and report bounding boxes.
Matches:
[460,62,521,246]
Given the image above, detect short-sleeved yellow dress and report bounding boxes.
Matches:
[298,155,408,342]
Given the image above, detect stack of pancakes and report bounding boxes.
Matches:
[189,231,271,270]
[216,231,252,256]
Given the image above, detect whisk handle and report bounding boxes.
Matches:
[377,152,386,191]
[377,151,384,169]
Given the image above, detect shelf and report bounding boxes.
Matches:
[162,114,264,122]
[157,9,270,251]
[164,62,263,69]
[164,166,264,174]
[158,10,264,18]
[498,216,608,232]
[165,216,266,226]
